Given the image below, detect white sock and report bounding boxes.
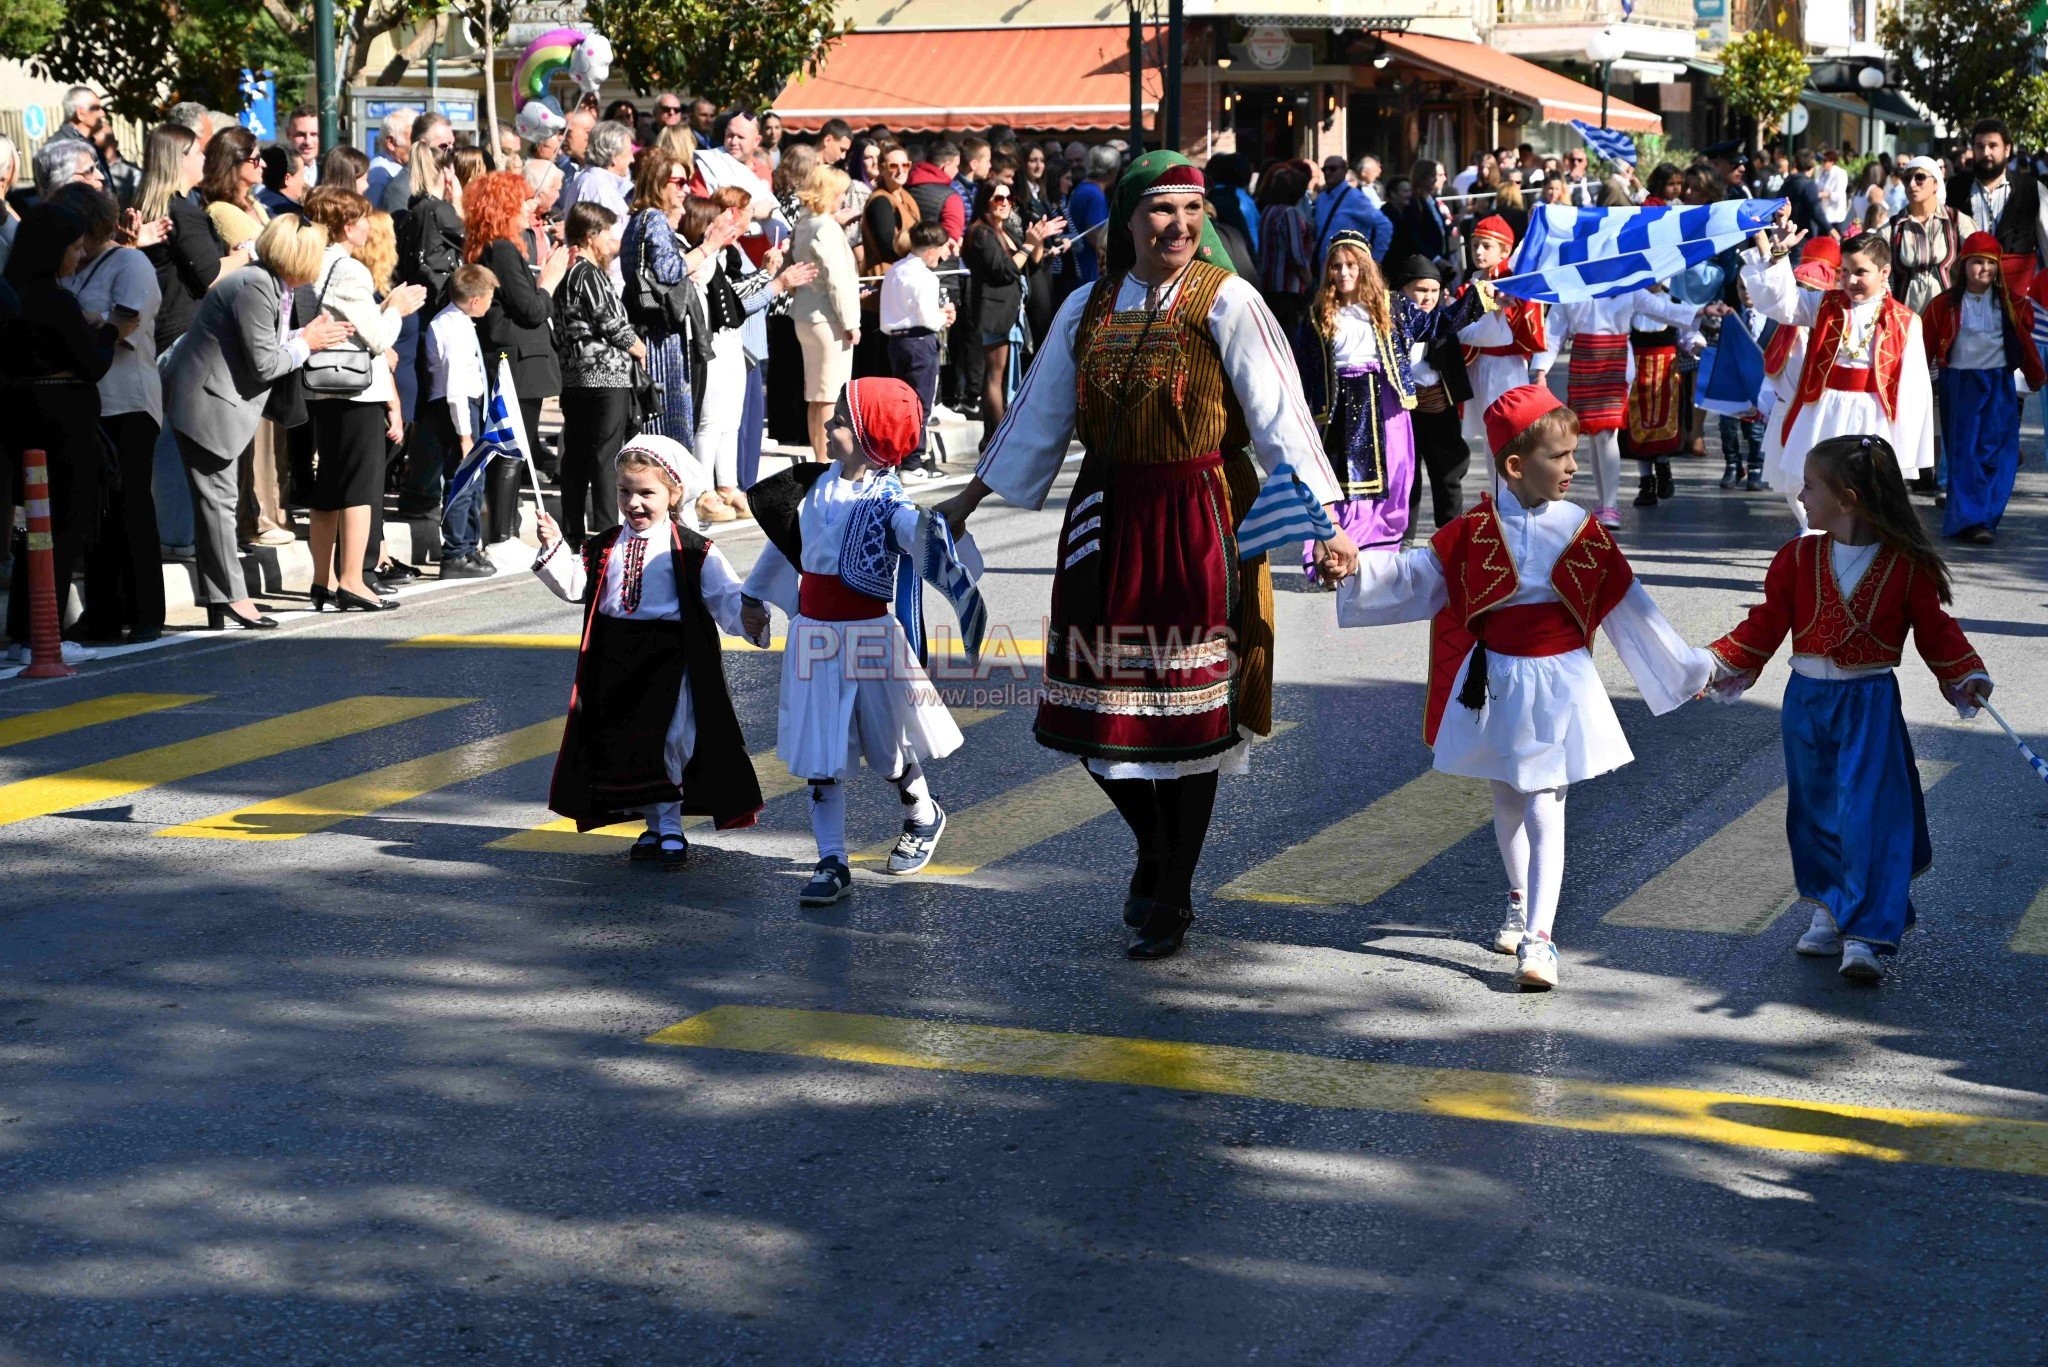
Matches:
[1590,430,1621,507]
[1490,781,1531,913]
[809,780,847,862]
[894,761,937,826]
[643,801,682,836]
[1522,785,1568,940]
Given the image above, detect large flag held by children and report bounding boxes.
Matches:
[1491,199,1784,305]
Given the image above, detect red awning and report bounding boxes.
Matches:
[1381,33,1663,135]
[774,26,1161,134]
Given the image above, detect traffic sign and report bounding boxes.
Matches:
[20,105,45,139]
[239,69,277,139]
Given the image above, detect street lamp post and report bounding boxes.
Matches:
[314,0,337,151]
[1587,28,1626,131]
[1857,65,1885,157]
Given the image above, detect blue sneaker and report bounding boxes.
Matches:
[799,856,853,907]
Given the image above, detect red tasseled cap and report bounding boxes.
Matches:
[845,377,925,468]
[1484,384,1565,457]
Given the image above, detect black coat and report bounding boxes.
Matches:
[1948,170,2043,260]
[474,236,561,399]
[1781,173,1831,241]
[145,189,227,351]
[963,221,1023,337]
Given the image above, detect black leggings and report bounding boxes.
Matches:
[1086,768,1221,913]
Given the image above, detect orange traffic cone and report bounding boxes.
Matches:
[18,449,74,680]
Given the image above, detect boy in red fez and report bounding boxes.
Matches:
[1335,384,1714,989]
[740,378,986,906]
[1456,216,1555,453]
[1923,232,2047,542]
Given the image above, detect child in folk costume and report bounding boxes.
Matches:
[1456,216,1554,447]
[1547,285,1708,525]
[1754,239,1840,497]
[1336,386,1713,989]
[1290,230,1420,571]
[1391,255,1481,537]
[1615,283,1710,512]
[1923,232,2047,545]
[1714,275,1771,491]
[534,436,764,867]
[1741,225,1933,529]
[1704,434,1992,982]
[739,378,986,907]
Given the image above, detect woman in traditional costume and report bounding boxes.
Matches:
[936,151,1357,961]
[534,435,763,867]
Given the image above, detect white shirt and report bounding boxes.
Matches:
[61,245,161,423]
[1817,164,1850,226]
[1948,290,2006,371]
[975,271,1343,511]
[740,467,924,613]
[1329,303,1382,367]
[880,253,948,334]
[426,304,487,435]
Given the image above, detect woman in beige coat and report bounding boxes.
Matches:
[787,165,861,462]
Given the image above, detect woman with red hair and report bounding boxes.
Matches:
[466,169,568,545]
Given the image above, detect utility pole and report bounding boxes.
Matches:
[479,0,499,169]
[315,0,338,151]
[1128,2,1144,156]
[1165,0,1183,153]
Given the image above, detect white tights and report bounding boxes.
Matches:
[642,801,682,836]
[1588,430,1621,510]
[807,760,936,863]
[1491,781,1568,941]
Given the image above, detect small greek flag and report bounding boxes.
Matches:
[1236,462,1337,561]
[445,358,531,509]
[1570,120,1638,167]
[1491,199,1784,305]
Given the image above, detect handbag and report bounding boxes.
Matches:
[629,356,662,431]
[299,260,376,396]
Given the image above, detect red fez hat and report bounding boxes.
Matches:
[1960,231,2001,263]
[1472,215,1515,247]
[1484,384,1565,457]
[1792,236,1840,289]
[845,377,925,468]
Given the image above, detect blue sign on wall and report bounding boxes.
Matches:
[20,104,46,139]
[239,70,277,139]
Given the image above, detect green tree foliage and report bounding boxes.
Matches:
[0,0,64,62]
[585,0,850,108]
[1882,0,2048,146]
[1715,29,1809,145]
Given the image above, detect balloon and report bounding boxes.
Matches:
[513,26,599,112]
[515,96,565,144]
[569,33,613,98]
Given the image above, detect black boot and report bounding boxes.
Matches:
[1127,902,1193,959]
[1655,459,1674,500]
[1632,469,1659,507]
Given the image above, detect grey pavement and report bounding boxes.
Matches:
[3,436,2048,1363]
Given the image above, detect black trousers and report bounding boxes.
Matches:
[559,387,632,549]
[1407,405,1472,533]
[80,411,164,637]
[485,396,545,544]
[5,381,103,646]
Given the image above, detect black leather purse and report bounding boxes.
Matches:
[299,261,375,396]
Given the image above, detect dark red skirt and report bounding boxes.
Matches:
[1567,332,1630,434]
[1036,450,1248,764]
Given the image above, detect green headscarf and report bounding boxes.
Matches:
[1106,148,1236,280]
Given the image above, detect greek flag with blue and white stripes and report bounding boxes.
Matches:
[1570,120,1639,166]
[444,358,529,510]
[1235,463,1337,561]
[1490,199,1784,306]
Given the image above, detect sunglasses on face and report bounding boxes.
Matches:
[657,105,681,115]
[1907,172,1934,184]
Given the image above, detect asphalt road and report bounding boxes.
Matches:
[4,444,2048,1364]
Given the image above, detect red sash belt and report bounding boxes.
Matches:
[1478,344,1527,357]
[798,574,890,621]
[1474,602,1586,656]
[1826,366,1878,393]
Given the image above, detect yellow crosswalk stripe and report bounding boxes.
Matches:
[155,718,565,841]
[393,631,1045,661]
[487,708,1004,854]
[2009,886,2048,955]
[1216,768,1490,907]
[1604,760,1959,934]
[0,693,209,751]
[647,1006,2048,1177]
[856,719,1298,877]
[0,696,469,829]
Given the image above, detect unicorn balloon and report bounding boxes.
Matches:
[512,27,611,112]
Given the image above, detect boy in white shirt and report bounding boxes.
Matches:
[879,222,957,442]
[424,264,497,579]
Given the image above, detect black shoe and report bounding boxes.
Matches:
[1966,526,1995,545]
[439,555,495,580]
[1655,464,1674,499]
[658,834,689,869]
[1123,893,1154,928]
[1127,903,1193,960]
[1632,485,1659,507]
[309,584,332,612]
[206,604,278,630]
[126,627,162,644]
[799,856,853,906]
[630,831,662,861]
[1719,466,1739,489]
[333,587,400,612]
[466,552,498,576]
[374,561,421,585]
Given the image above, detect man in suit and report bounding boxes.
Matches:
[1948,117,2048,266]
[162,219,352,626]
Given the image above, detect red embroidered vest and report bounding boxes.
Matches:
[1780,291,1915,442]
[1422,497,1635,745]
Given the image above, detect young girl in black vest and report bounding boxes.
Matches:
[534,434,764,867]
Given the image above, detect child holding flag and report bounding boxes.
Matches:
[739,378,986,907]
[533,435,764,867]
[1456,217,1552,449]
[1702,434,1992,981]
[1335,386,1713,989]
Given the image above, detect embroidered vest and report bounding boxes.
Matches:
[1781,291,1914,442]
[1073,261,1248,464]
